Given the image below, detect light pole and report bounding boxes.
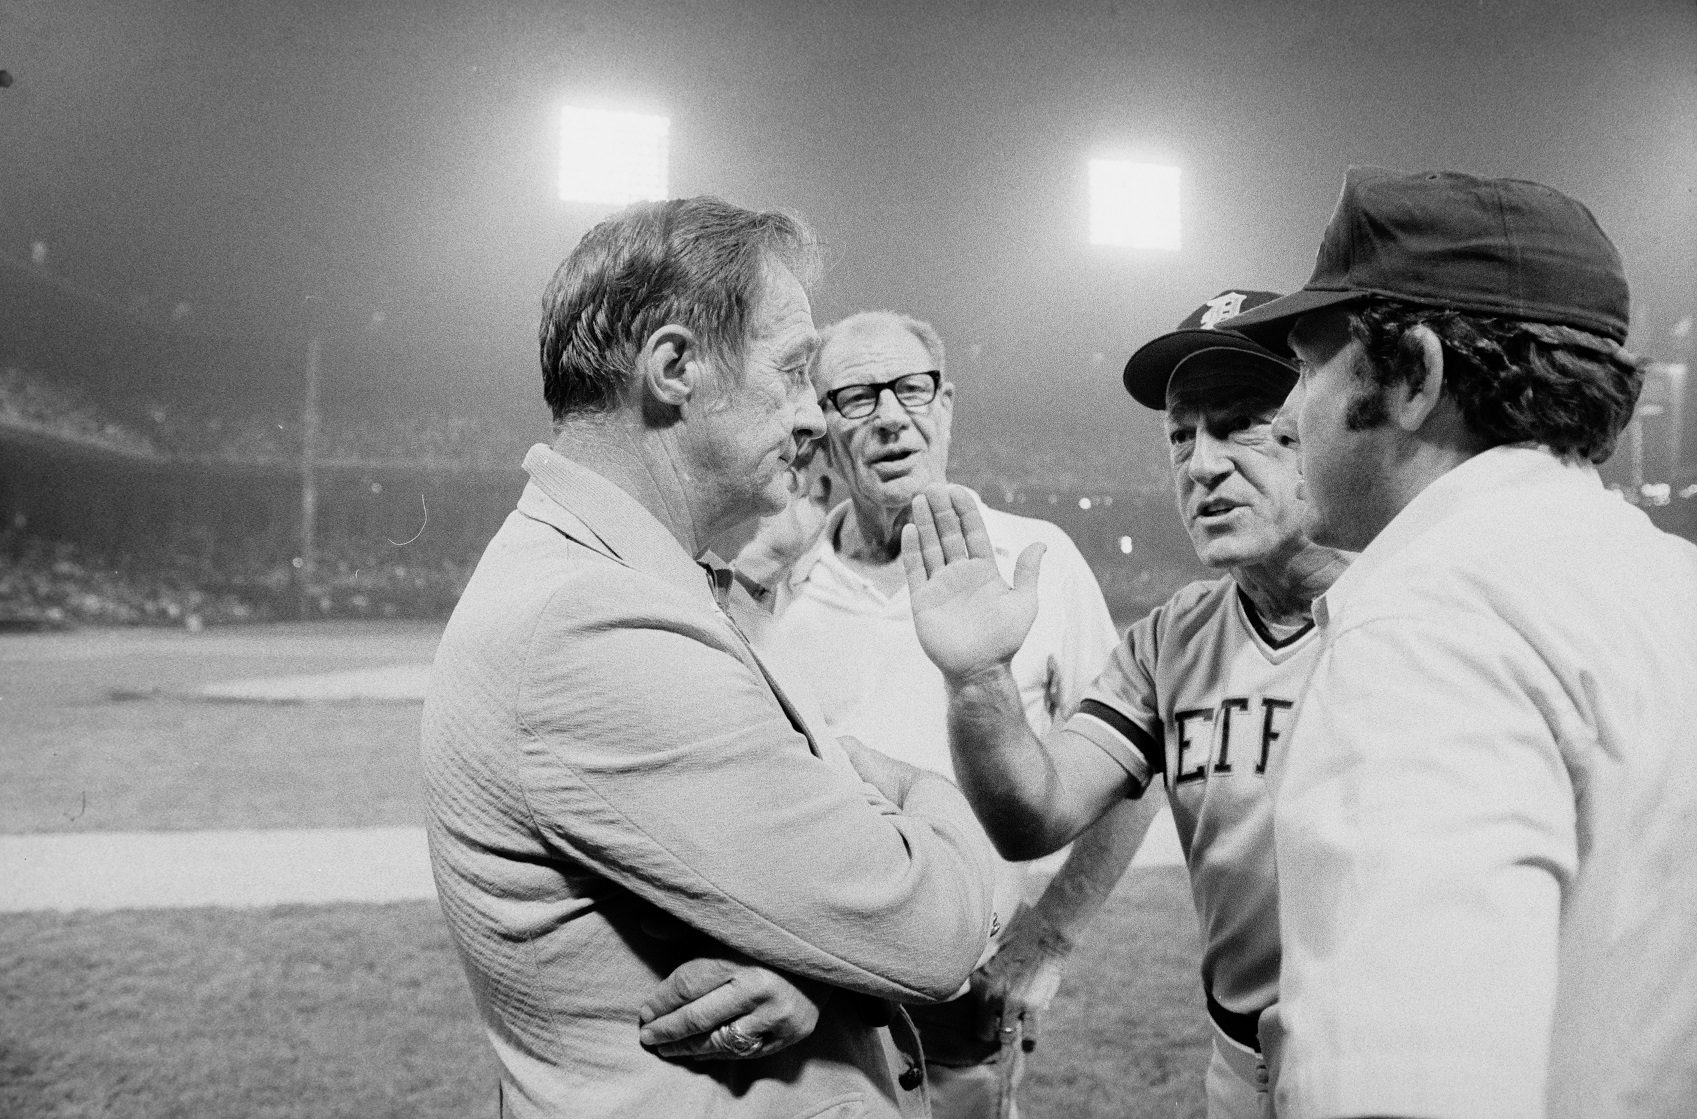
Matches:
[298,335,321,619]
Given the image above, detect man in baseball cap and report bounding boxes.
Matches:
[896,289,1351,1118]
[1239,167,1697,1118]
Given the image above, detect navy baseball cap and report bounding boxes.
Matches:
[1122,289,1298,411]
[1225,167,1631,355]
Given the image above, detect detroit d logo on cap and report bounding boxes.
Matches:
[1199,292,1248,329]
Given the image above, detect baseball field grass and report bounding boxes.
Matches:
[0,623,1208,1117]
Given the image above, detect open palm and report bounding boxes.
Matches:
[901,485,1044,682]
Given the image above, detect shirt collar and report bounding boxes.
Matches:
[519,442,721,605]
[1314,444,1596,624]
[698,551,736,609]
[786,500,853,587]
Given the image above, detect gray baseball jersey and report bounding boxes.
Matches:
[1064,575,1319,1041]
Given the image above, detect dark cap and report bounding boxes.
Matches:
[1122,290,1298,410]
[1225,167,1631,354]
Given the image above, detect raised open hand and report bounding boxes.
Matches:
[900,485,1044,684]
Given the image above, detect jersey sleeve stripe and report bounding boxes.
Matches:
[1077,698,1164,776]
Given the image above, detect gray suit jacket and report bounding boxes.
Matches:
[422,445,998,1118]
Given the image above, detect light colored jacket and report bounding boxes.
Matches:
[422,445,998,1118]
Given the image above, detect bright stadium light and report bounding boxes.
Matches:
[1089,159,1181,250]
[559,107,669,206]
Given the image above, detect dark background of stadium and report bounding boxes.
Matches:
[2,0,1694,627]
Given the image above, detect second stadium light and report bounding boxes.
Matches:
[1089,159,1181,251]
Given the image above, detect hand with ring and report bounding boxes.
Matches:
[639,950,827,1061]
[965,902,1067,1056]
[710,1022,767,1058]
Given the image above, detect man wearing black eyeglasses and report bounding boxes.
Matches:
[736,309,1149,1119]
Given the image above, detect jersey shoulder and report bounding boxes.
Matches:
[1143,574,1237,636]
[1110,574,1237,677]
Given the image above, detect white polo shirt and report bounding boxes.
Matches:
[1272,445,1697,1119]
[746,489,1118,916]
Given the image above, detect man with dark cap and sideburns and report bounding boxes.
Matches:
[1221,166,1697,1119]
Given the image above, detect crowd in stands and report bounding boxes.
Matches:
[0,364,529,469]
[141,401,532,469]
[4,363,1694,631]
[315,411,531,468]
[0,365,160,455]
[0,529,474,630]
[0,521,1186,631]
[141,401,301,462]
[2,362,1167,495]
[943,436,1171,501]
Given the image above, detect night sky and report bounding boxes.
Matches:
[2,0,1693,460]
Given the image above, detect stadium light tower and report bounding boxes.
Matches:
[559,106,670,206]
[1089,158,1181,250]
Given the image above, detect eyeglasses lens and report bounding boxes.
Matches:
[834,373,938,419]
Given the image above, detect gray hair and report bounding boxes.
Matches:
[539,196,821,421]
[813,310,948,381]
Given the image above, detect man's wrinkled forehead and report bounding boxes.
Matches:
[814,320,932,389]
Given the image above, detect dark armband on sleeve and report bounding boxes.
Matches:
[1077,698,1164,795]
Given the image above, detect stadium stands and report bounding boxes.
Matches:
[0,365,160,456]
[0,529,474,629]
[2,362,1690,629]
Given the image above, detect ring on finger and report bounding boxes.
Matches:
[712,1022,765,1058]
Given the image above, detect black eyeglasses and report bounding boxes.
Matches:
[819,371,941,420]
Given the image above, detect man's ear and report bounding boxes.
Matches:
[639,324,705,408]
[1388,324,1446,433]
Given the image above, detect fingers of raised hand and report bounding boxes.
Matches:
[909,490,946,574]
[1010,541,1046,592]
[949,485,996,560]
[930,487,971,564]
[899,523,926,590]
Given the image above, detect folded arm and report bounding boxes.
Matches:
[516,573,1000,1004]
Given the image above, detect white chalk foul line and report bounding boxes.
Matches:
[0,826,437,913]
[0,808,1182,914]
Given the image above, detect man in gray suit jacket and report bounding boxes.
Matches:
[422,196,1000,1118]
